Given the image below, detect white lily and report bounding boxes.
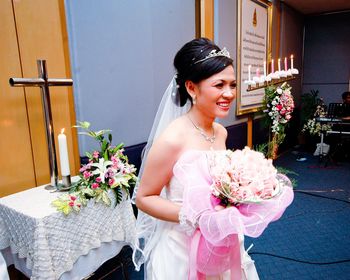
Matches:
[112,174,130,188]
[91,158,113,183]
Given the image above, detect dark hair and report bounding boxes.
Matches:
[173,38,233,106]
[342,91,350,100]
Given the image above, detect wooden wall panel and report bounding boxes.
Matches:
[0,0,36,196]
[200,0,214,40]
[12,0,79,185]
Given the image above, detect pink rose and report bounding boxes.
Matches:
[92,183,99,189]
[96,177,102,183]
[210,195,222,207]
[70,195,76,201]
[108,178,115,186]
[83,171,92,179]
[69,201,74,207]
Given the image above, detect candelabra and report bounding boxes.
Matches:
[245,68,299,92]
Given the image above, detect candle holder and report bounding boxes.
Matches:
[55,175,71,191]
[247,75,296,92]
[62,175,71,188]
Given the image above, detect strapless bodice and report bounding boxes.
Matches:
[165,176,185,204]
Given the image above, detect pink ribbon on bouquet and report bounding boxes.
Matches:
[173,150,294,279]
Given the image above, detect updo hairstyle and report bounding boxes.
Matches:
[173,37,233,107]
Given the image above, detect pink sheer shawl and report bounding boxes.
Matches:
[174,150,294,279]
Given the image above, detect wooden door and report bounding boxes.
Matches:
[0,0,80,196]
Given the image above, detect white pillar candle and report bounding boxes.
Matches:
[284,57,288,71]
[264,61,267,76]
[58,128,70,176]
[256,68,260,77]
[278,58,281,72]
[271,59,274,73]
[290,55,294,69]
[248,65,251,80]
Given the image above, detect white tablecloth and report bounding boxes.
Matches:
[0,184,136,280]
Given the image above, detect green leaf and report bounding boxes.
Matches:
[101,140,107,153]
[113,188,123,205]
[101,191,111,206]
[73,121,90,129]
[85,151,92,159]
[95,129,112,137]
[51,199,73,215]
[104,149,109,161]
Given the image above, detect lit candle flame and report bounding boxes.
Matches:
[61,128,65,134]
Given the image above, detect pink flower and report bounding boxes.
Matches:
[111,155,118,163]
[83,171,92,179]
[276,104,283,111]
[210,195,221,207]
[108,178,115,186]
[69,201,74,207]
[95,177,102,183]
[79,166,86,173]
[92,183,99,189]
[70,195,76,201]
[210,147,278,206]
[93,151,99,159]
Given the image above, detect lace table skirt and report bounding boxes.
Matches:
[0,185,136,280]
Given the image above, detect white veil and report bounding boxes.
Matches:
[132,75,190,271]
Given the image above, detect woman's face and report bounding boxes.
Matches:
[195,65,236,119]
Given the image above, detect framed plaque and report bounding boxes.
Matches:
[236,0,272,115]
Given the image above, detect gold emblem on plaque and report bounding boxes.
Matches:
[253,8,257,27]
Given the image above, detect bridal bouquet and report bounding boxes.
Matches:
[209,147,282,209]
[52,121,137,215]
[175,149,294,278]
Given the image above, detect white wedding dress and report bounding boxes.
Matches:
[145,174,260,280]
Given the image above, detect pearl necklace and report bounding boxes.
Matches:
[187,115,216,143]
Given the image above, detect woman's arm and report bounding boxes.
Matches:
[135,134,183,223]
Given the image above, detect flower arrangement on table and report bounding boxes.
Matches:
[52,121,137,215]
[302,102,332,136]
[262,82,295,159]
[209,147,284,210]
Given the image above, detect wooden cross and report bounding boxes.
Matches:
[9,59,73,188]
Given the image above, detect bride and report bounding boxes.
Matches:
[133,38,260,279]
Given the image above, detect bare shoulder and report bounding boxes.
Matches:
[148,116,189,160]
[159,117,188,143]
[214,122,228,139]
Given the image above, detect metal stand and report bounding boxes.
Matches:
[9,60,73,188]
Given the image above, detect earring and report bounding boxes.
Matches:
[192,95,197,105]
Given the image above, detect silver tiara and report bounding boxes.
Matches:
[194,47,230,64]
